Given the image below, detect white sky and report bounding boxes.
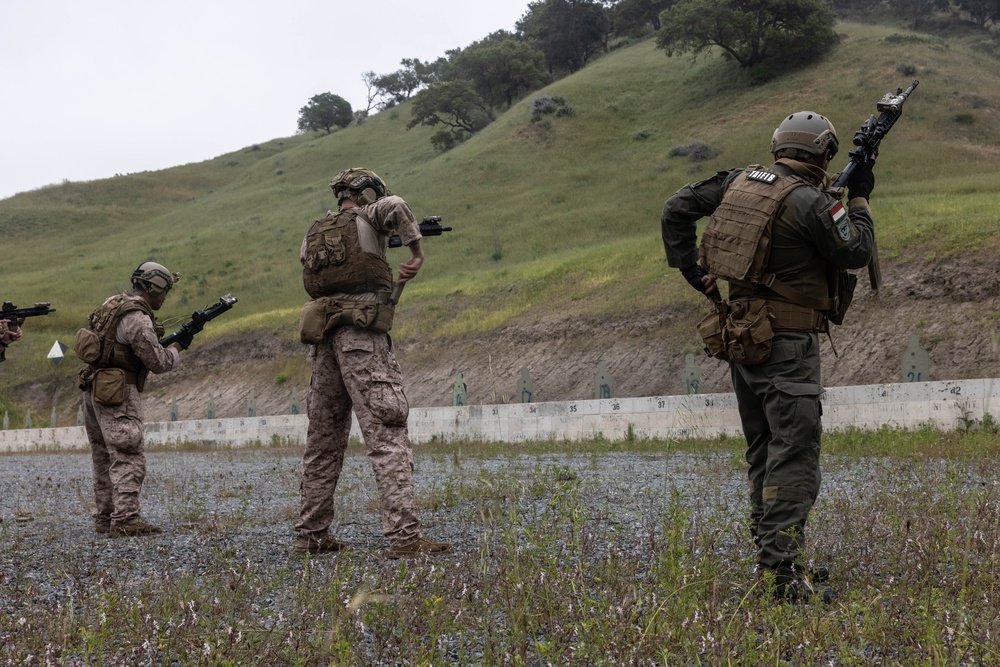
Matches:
[0,1,532,201]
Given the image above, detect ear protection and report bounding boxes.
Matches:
[355,187,378,206]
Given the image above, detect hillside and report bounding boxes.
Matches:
[3,20,1000,426]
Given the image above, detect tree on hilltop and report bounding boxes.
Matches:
[655,0,838,70]
[610,0,675,35]
[517,0,610,74]
[407,81,494,151]
[297,93,352,134]
[447,31,549,108]
[952,0,1000,26]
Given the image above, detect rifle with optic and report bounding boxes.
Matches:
[160,294,238,347]
[832,79,919,291]
[1,301,56,329]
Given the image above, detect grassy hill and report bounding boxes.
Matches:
[3,20,999,421]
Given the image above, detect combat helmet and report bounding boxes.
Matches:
[770,111,839,159]
[330,167,389,206]
[131,261,178,297]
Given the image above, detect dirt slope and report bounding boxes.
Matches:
[45,254,1000,424]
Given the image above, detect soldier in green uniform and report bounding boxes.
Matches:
[660,112,876,602]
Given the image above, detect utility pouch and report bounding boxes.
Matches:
[350,302,394,334]
[828,270,857,326]
[697,301,730,361]
[725,298,775,365]
[92,368,127,407]
[300,298,337,344]
[73,327,103,364]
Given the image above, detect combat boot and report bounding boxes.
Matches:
[293,534,350,555]
[770,566,833,605]
[108,520,162,538]
[387,537,452,559]
[94,517,111,534]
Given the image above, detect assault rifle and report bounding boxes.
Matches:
[833,79,919,292]
[1,301,56,328]
[388,215,453,304]
[160,294,238,348]
[387,215,452,249]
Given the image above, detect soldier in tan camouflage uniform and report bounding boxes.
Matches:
[0,319,21,362]
[78,262,191,537]
[295,167,451,558]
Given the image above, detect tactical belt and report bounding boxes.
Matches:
[733,299,827,333]
[123,369,140,386]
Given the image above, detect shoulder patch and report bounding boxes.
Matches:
[830,202,851,241]
[746,169,778,184]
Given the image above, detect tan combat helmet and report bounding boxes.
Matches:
[329,167,389,206]
[770,111,839,159]
[131,261,178,297]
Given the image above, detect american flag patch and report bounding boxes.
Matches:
[830,202,847,223]
[747,169,777,184]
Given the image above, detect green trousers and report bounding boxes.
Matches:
[731,331,824,571]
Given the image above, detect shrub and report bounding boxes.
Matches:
[897,62,918,76]
[670,142,720,161]
[531,95,574,123]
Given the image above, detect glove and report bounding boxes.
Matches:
[846,159,876,201]
[173,327,195,351]
[680,265,710,295]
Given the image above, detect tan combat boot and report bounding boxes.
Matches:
[109,520,163,538]
[386,537,452,559]
[293,534,350,556]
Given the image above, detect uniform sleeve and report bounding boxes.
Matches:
[120,311,179,374]
[661,170,738,268]
[366,195,421,245]
[794,190,875,270]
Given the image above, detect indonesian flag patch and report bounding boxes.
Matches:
[830,202,852,241]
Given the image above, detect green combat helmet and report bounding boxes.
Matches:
[131,261,179,297]
[330,167,390,206]
[770,111,839,158]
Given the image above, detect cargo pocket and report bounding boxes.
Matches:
[775,381,824,449]
[369,371,409,426]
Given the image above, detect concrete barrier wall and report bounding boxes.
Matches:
[1,378,997,453]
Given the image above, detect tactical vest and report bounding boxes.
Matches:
[74,294,160,390]
[302,208,393,298]
[700,165,837,322]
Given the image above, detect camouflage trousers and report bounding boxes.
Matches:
[731,331,824,571]
[83,386,147,527]
[296,326,422,547]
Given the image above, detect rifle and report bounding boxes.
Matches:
[832,79,919,291]
[1,301,56,329]
[388,216,453,303]
[387,215,452,248]
[160,294,238,348]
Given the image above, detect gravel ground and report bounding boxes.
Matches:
[0,447,748,611]
[0,445,939,665]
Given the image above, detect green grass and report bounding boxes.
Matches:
[2,20,999,392]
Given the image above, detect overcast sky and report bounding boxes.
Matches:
[0,1,532,201]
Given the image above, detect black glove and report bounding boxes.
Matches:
[846,159,876,201]
[680,265,710,295]
[173,327,195,351]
